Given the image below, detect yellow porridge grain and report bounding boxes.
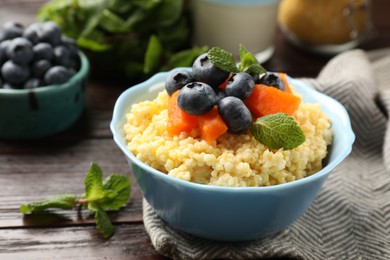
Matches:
[124,90,332,187]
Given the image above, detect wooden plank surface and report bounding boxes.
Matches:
[0,225,161,259]
[0,0,389,259]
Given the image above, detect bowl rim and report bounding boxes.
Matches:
[111,68,355,192]
[0,51,89,95]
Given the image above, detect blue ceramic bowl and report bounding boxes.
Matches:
[110,68,355,241]
[0,52,89,139]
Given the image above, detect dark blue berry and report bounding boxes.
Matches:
[53,45,71,67]
[61,37,78,56]
[2,82,22,89]
[0,40,10,62]
[1,22,23,40]
[24,78,41,89]
[6,37,34,64]
[23,23,41,45]
[32,60,52,78]
[226,72,255,100]
[177,82,216,115]
[218,96,252,133]
[0,45,5,65]
[38,21,62,46]
[165,70,194,96]
[214,87,227,104]
[33,42,53,61]
[258,73,285,91]
[0,40,11,65]
[44,66,72,85]
[192,53,230,88]
[1,60,30,84]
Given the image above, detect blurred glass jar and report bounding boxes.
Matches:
[192,0,280,62]
[278,0,375,54]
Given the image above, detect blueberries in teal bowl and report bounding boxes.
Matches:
[110,68,354,241]
[0,21,89,139]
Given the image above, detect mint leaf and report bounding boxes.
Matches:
[239,44,266,75]
[99,174,131,210]
[144,35,163,74]
[20,194,77,213]
[95,208,115,238]
[20,162,131,239]
[84,162,104,201]
[251,113,305,150]
[208,47,238,73]
[163,46,208,70]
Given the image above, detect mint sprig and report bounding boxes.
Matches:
[20,194,77,214]
[20,162,131,238]
[208,47,239,73]
[251,113,306,150]
[207,44,266,76]
[239,44,267,76]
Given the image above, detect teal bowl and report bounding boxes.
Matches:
[0,52,89,139]
[110,68,355,241]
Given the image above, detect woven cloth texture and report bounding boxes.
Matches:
[142,49,390,260]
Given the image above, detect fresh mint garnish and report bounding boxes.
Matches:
[20,194,77,214]
[208,47,239,73]
[20,162,131,239]
[207,44,267,76]
[144,35,163,74]
[251,113,306,150]
[239,44,267,76]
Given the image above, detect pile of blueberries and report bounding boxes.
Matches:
[165,53,286,134]
[0,21,80,89]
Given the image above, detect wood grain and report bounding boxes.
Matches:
[0,225,162,259]
[0,0,389,259]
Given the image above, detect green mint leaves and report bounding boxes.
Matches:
[239,44,267,76]
[251,113,306,150]
[20,194,77,214]
[207,44,266,75]
[20,162,131,238]
[208,47,238,73]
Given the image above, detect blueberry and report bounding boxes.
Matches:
[68,68,76,77]
[192,53,230,87]
[53,45,71,66]
[2,82,22,89]
[165,70,194,96]
[0,40,10,63]
[0,31,5,42]
[177,82,216,115]
[32,59,52,78]
[1,60,30,84]
[218,96,252,133]
[44,66,72,85]
[225,72,255,100]
[0,45,5,65]
[258,73,285,91]
[214,87,227,104]
[6,37,34,64]
[68,58,81,72]
[24,78,41,89]
[33,42,53,61]
[23,23,41,45]
[38,21,62,46]
[1,22,24,40]
[61,37,78,56]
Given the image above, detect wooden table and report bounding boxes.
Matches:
[0,1,389,259]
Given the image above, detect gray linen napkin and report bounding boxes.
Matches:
[142,49,390,259]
